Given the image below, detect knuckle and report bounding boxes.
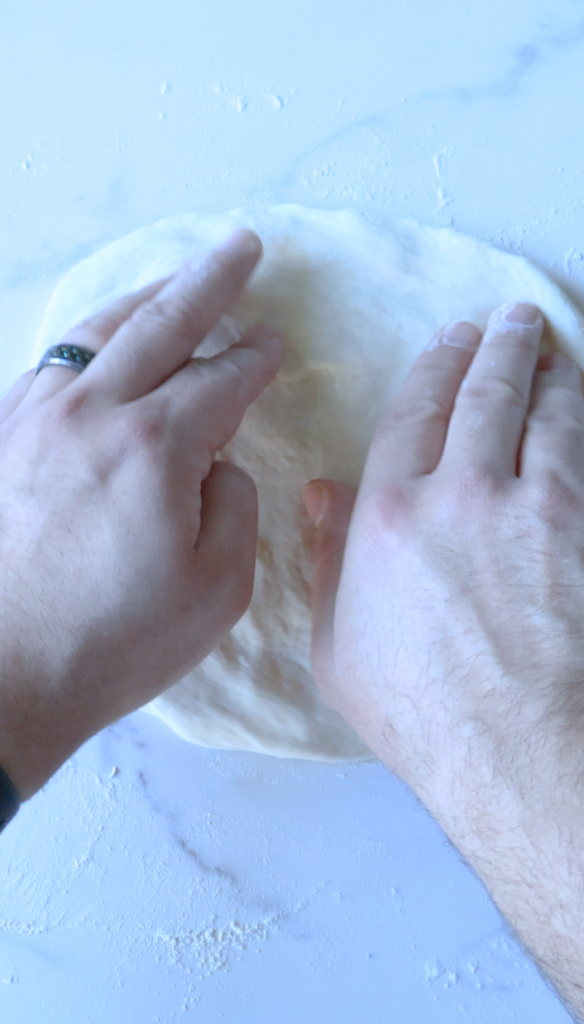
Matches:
[130,297,168,337]
[190,353,247,395]
[135,295,169,324]
[528,471,584,525]
[134,293,202,345]
[58,326,84,348]
[125,401,169,448]
[530,406,583,435]
[222,355,247,391]
[460,375,527,409]
[173,293,205,336]
[382,393,451,432]
[61,323,104,348]
[50,382,93,426]
[359,483,416,537]
[449,466,499,510]
[490,331,537,356]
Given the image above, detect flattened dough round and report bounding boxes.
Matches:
[32,206,584,762]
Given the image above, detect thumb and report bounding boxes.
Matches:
[302,478,357,682]
[190,460,258,657]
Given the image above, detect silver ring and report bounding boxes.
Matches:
[36,344,96,377]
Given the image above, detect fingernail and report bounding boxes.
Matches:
[498,302,541,327]
[304,482,329,528]
[429,321,482,351]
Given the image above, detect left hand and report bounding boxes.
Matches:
[0,229,283,799]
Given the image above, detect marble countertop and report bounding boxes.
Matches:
[1,1,583,1021]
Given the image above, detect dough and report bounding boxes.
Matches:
[32,206,584,762]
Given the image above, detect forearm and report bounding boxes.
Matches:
[426,748,584,1021]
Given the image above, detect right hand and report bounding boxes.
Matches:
[303,303,584,817]
[0,229,283,799]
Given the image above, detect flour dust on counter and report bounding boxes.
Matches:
[0,721,338,1024]
[32,205,584,764]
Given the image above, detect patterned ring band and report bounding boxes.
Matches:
[35,344,97,376]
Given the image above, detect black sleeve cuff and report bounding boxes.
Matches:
[0,762,21,833]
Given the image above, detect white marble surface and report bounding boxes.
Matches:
[1,1,583,1021]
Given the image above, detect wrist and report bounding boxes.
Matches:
[0,713,66,802]
[0,656,88,801]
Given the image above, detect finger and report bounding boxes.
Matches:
[187,461,258,657]
[303,479,357,686]
[359,321,482,494]
[21,274,176,412]
[0,369,36,425]
[142,323,284,469]
[438,302,544,479]
[519,351,584,482]
[85,229,264,406]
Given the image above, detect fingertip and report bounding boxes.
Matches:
[218,228,263,261]
[248,323,285,358]
[441,321,483,351]
[230,324,285,378]
[303,480,330,527]
[209,458,255,488]
[490,302,543,330]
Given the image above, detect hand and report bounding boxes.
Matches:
[0,230,283,800]
[304,301,584,800]
[304,303,584,1017]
